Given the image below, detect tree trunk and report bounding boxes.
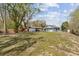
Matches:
[4,4,7,34]
[27,20,29,32]
[14,22,19,33]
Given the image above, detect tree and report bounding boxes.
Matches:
[6,3,40,33]
[31,20,46,31]
[0,3,40,33]
[0,3,8,34]
[69,7,79,34]
[61,21,69,32]
[6,4,27,33]
[22,4,40,32]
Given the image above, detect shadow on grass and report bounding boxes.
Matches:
[0,33,43,56]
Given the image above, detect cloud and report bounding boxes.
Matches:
[40,3,59,11]
[62,8,74,17]
[70,3,79,7]
[69,8,74,13]
[40,7,48,11]
[33,3,79,26]
[63,10,68,13]
[62,9,72,16]
[47,12,60,17]
[33,10,68,26]
[70,3,75,6]
[70,3,79,11]
[45,3,59,8]
[37,11,60,18]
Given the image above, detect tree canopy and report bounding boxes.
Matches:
[69,7,79,34]
[61,21,69,32]
[0,3,40,33]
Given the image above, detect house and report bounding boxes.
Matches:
[29,27,43,32]
[28,25,60,32]
[44,25,60,32]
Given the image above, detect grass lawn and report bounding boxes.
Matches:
[0,32,79,56]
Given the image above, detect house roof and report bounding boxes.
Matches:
[45,25,60,29]
[29,26,42,29]
[29,25,60,29]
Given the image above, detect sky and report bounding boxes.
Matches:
[32,3,79,27]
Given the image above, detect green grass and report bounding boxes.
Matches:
[0,32,79,56]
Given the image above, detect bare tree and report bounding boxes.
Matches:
[31,20,46,31]
[69,7,79,34]
[0,3,8,34]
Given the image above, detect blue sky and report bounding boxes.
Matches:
[32,3,79,27]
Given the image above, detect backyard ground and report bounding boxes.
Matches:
[0,32,79,56]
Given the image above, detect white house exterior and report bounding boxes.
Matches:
[44,25,60,32]
[28,25,60,32]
